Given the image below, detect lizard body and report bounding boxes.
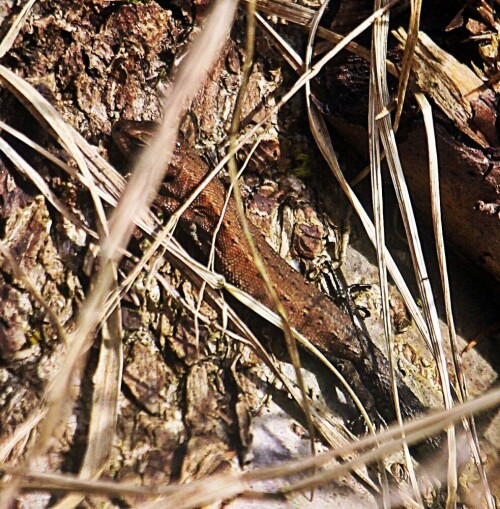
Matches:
[112,119,428,425]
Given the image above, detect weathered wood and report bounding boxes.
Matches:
[324,13,500,282]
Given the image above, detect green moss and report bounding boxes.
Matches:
[293,152,312,179]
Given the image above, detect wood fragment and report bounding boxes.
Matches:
[394,28,494,148]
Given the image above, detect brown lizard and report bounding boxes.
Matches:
[112,119,429,426]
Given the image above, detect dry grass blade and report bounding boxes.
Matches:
[229,1,319,459]
[306,86,432,348]
[0,120,104,222]
[0,65,108,237]
[4,388,498,507]
[0,240,68,345]
[140,390,500,509]
[1,2,496,507]
[0,117,131,499]
[0,239,66,506]
[0,408,46,463]
[301,0,389,498]
[393,0,422,131]
[162,0,400,230]
[194,132,266,351]
[252,0,390,67]
[414,93,496,509]
[102,0,237,262]
[0,136,94,237]
[0,117,128,225]
[226,281,374,427]
[50,287,123,509]
[0,0,37,58]
[252,0,315,26]
[263,0,436,349]
[308,135,443,494]
[257,1,430,348]
[0,2,237,507]
[370,3,423,506]
[372,21,459,507]
[8,390,497,507]
[276,390,500,502]
[68,126,129,202]
[256,13,303,72]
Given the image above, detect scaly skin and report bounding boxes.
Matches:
[112,119,429,425]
